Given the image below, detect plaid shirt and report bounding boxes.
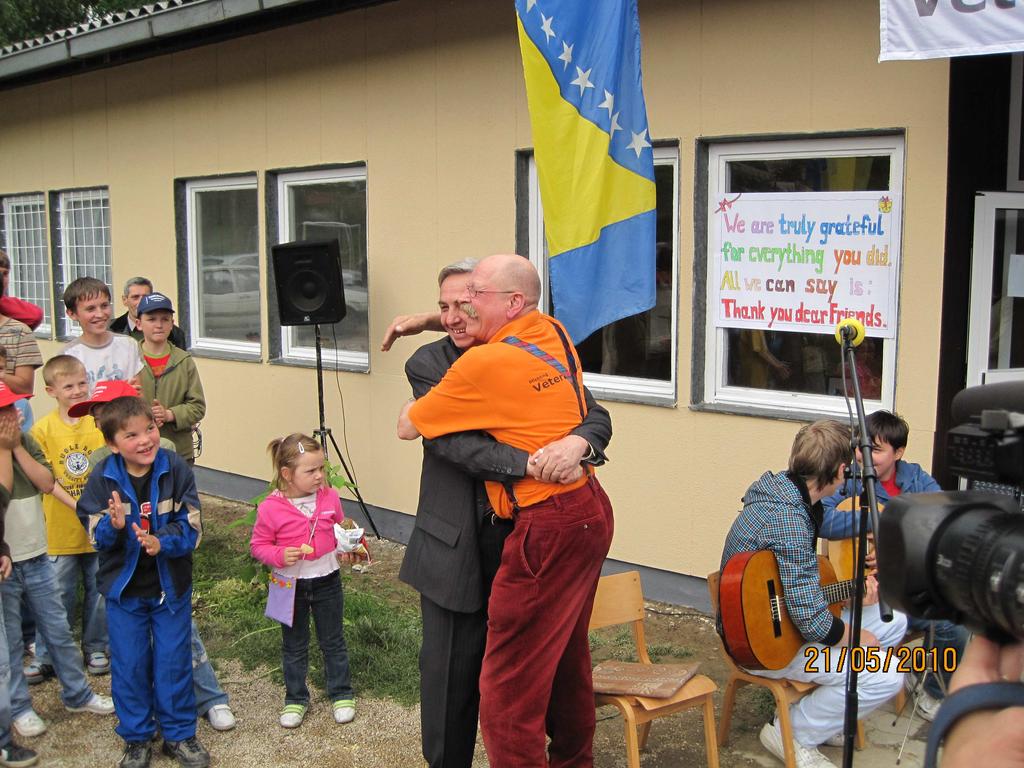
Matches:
[720,470,843,644]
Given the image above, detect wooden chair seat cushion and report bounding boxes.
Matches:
[592,660,701,699]
[596,672,718,712]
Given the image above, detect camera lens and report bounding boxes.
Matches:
[933,509,1024,639]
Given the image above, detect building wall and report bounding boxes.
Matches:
[0,0,950,581]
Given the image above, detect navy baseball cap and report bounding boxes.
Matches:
[137,293,174,315]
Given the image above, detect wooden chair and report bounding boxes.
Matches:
[707,571,864,768]
[588,571,720,768]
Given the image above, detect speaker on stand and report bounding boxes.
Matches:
[271,240,379,538]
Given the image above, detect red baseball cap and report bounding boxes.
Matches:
[0,383,29,409]
[67,379,139,418]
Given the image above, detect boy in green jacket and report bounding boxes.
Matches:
[136,294,205,464]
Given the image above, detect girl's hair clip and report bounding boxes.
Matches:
[297,442,306,455]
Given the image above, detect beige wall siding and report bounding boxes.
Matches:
[1,0,949,579]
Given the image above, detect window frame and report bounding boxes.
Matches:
[699,133,905,417]
[183,174,262,358]
[270,165,369,372]
[51,186,112,340]
[0,192,52,338]
[525,143,680,405]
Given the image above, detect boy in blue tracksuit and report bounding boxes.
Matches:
[77,396,209,768]
[820,410,968,721]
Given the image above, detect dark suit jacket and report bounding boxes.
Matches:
[111,312,188,351]
[398,336,612,614]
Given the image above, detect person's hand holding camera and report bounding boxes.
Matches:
[942,636,1024,767]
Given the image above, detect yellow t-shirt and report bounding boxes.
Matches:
[408,310,589,518]
[29,410,105,555]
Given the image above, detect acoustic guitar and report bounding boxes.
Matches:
[718,550,856,670]
[826,497,884,581]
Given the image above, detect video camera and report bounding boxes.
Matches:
[876,380,1024,641]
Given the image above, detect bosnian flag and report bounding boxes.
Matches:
[516,0,657,343]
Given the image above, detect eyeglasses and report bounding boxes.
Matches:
[465,285,517,299]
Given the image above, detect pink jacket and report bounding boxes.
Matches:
[250,487,345,569]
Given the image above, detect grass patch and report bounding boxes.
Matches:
[589,626,694,663]
[193,510,422,706]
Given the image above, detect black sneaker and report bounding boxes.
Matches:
[0,742,38,768]
[161,737,209,768]
[117,742,151,768]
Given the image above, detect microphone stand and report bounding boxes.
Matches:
[313,323,381,539]
[838,327,892,768]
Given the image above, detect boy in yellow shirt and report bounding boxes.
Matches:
[25,355,109,683]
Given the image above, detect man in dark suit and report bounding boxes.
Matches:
[110,277,188,350]
[385,259,611,768]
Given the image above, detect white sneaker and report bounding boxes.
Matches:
[206,704,236,731]
[759,720,837,768]
[823,733,845,748]
[66,693,114,715]
[332,699,355,724]
[279,704,306,728]
[12,711,46,738]
[914,689,942,722]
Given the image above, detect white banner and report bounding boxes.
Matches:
[711,192,901,338]
[880,1,1024,61]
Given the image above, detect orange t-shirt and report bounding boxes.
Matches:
[408,310,589,517]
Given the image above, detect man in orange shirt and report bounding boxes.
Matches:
[398,254,614,768]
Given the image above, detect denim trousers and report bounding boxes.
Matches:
[191,620,228,715]
[1,555,94,717]
[478,478,614,768]
[906,615,970,699]
[0,590,13,749]
[281,570,353,706]
[36,553,107,665]
[108,594,196,743]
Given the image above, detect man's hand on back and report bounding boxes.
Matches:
[380,312,444,351]
[527,435,589,484]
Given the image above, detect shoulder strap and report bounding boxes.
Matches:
[500,321,586,421]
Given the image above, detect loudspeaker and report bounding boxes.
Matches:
[272,240,347,326]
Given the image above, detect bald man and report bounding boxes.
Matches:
[398,254,614,768]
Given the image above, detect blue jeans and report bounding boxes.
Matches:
[281,571,353,706]
[191,621,228,715]
[36,553,107,665]
[906,616,969,699]
[1,555,94,717]
[108,594,196,743]
[0,589,13,749]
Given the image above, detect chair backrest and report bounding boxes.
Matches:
[589,570,644,631]
[707,571,721,613]
[589,570,650,664]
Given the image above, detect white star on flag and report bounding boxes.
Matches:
[598,90,614,118]
[540,14,555,43]
[570,66,594,96]
[558,41,573,69]
[609,112,622,139]
[626,128,651,158]
[526,0,537,9]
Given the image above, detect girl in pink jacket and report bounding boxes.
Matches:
[250,433,355,729]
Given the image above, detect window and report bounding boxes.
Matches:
[0,193,52,336]
[701,135,904,415]
[271,166,369,370]
[183,176,260,355]
[524,145,679,403]
[53,188,112,337]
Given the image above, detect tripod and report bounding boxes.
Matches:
[312,323,381,540]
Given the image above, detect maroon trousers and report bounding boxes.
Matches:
[478,477,614,768]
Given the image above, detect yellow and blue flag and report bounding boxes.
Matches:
[516,0,656,344]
